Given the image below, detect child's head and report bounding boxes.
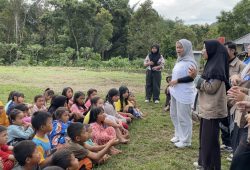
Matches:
[67,122,89,143]
[51,95,68,108]
[106,88,119,103]
[13,140,41,167]
[166,75,172,83]
[73,91,85,106]
[90,97,104,108]
[12,92,25,103]
[84,124,92,139]
[62,87,74,99]
[34,95,45,108]
[128,92,135,101]
[9,109,24,125]
[7,91,16,101]
[55,107,69,123]
[0,101,4,115]
[86,88,97,101]
[44,88,55,101]
[13,103,29,117]
[0,126,7,145]
[51,149,79,170]
[89,107,105,124]
[119,86,129,99]
[32,111,53,133]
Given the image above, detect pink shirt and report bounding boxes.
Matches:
[85,99,91,110]
[70,104,87,118]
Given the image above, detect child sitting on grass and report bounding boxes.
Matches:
[0,101,9,127]
[6,92,25,115]
[124,92,144,119]
[0,125,15,170]
[164,75,172,112]
[43,88,55,109]
[7,109,34,146]
[66,122,118,168]
[51,149,79,170]
[32,111,53,168]
[62,87,74,111]
[49,107,71,149]
[13,140,41,170]
[13,104,31,124]
[31,95,47,115]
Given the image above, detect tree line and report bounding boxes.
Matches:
[0,0,249,66]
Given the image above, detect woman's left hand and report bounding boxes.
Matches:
[169,80,178,87]
[152,66,160,71]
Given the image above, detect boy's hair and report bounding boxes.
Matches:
[0,125,7,133]
[67,122,86,141]
[12,92,24,101]
[9,109,22,124]
[55,107,68,120]
[44,88,55,97]
[13,140,37,166]
[89,107,104,124]
[7,91,16,102]
[31,111,52,131]
[13,103,29,112]
[51,149,74,169]
[34,95,43,103]
[43,166,64,170]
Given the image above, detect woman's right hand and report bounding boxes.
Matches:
[188,66,197,79]
[147,61,154,66]
[236,101,250,112]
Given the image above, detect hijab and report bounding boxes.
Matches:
[48,95,67,116]
[149,44,161,67]
[176,39,197,68]
[202,40,230,90]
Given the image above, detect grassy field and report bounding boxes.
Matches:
[0,66,231,170]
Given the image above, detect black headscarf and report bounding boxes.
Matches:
[149,44,161,67]
[48,95,67,116]
[202,40,230,90]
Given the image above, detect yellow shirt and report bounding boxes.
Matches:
[83,111,90,124]
[0,111,9,127]
[0,101,9,127]
[114,100,121,112]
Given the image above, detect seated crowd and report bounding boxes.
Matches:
[0,86,144,170]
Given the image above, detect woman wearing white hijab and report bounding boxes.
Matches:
[169,39,197,148]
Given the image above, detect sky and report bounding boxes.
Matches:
[129,0,241,25]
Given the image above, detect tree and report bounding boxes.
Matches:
[217,0,250,40]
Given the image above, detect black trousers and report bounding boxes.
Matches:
[230,128,250,170]
[231,124,245,153]
[198,118,221,170]
[219,114,232,147]
[145,70,161,101]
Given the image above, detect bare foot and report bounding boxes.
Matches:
[110,147,122,155]
[120,138,130,144]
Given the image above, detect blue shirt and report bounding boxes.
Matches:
[244,57,250,65]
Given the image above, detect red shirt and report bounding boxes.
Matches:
[0,145,12,160]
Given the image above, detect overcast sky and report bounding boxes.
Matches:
[129,0,241,25]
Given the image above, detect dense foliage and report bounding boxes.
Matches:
[0,0,248,66]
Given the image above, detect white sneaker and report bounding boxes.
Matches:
[174,141,191,148]
[170,137,179,143]
[154,100,159,104]
[193,162,202,169]
[145,99,149,103]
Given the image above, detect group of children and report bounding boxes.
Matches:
[0,86,143,170]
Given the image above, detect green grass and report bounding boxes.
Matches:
[0,66,231,170]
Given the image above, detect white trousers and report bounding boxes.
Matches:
[170,96,192,144]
